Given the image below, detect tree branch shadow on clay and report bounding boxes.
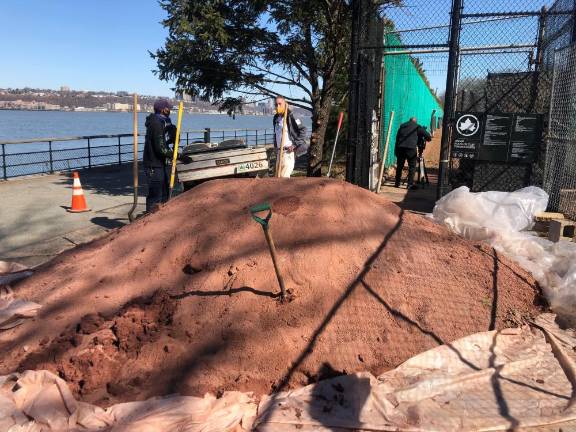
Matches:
[309,363,372,432]
[255,208,406,428]
[489,331,520,430]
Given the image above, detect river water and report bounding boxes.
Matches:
[0,110,312,178]
[0,110,278,141]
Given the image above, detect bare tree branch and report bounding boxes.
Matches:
[252,84,311,104]
[249,63,297,84]
[234,86,312,111]
[250,84,313,111]
[337,89,349,106]
[247,64,313,97]
[260,79,314,98]
[291,61,312,82]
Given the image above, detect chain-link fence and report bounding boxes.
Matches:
[543,0,576,67]
[544,44,576,217]
[348,0,576,201]
[0,129,275,179]
[453,10,546,192]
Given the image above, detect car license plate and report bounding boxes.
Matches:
[237,161,264,173]
[215,158,230,166]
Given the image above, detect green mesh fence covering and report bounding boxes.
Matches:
[381,33,444,167]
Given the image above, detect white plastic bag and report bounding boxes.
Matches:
[432,186,576,324]
[432,186,548,240]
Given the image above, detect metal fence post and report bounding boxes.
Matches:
[256,130,258,145]
[48,141,54,173]
[204,128,211,143]
[346,0,361,184]
[1,144,6,180]
[572,0,576,43]
[118,136,122,165]
[186,132,189,145]
[87,138,92,168]
[437,0,463,199]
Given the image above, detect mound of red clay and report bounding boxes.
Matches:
[1,178,542,406]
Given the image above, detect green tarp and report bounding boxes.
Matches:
[381,32,444,167]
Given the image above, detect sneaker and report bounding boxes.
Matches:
[408,184,419,190]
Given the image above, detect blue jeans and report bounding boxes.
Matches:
[145,166,169,212]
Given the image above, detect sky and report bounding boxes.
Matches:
[0,1,174,96]
[0,0,555,98]
[385,0,553,93]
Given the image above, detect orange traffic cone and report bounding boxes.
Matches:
[68,171,90,213]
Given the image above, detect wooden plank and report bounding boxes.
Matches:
[535,211,565,221]
[177,160,269,182]
[186,147,267,162]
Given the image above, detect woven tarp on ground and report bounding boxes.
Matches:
[0,261,39,331]
[2,314,576,431]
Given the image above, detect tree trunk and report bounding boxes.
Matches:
[307,99,332,177]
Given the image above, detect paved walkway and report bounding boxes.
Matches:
[377,169,439,215]
[0,165,146,267]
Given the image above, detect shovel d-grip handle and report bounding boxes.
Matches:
[249,202,287,300]
[250,202,272,227]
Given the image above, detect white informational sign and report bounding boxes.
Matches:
[456,114,480,137]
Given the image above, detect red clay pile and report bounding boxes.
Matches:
[0,178,543,407]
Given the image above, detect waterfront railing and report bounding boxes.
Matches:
[0,128,274,179]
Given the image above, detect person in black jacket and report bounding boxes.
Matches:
[273,96,308,177]
[394,117,432,189]
[143,99,176,212]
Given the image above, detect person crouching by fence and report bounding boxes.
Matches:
[394,117,431,190]
[273,96,308,178]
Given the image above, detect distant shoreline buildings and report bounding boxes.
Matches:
[0,87,279,115]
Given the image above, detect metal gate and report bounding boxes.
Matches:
[443,1,576,196]
[349,0,576,198]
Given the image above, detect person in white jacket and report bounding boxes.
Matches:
[273,96,308,177]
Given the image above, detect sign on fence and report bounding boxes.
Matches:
[451,112,543,163]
